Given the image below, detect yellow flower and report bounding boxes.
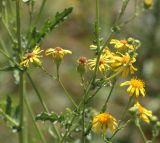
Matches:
[102,48,114,57]
[20,46,43,67]
[45,47,72,59]
[110,39,134,50]
[120,78,145,97]
[92,113,117,134]
[45,47,72,66]
[132,102,152,123]
[88,55,113,73]
[111,53,137,76]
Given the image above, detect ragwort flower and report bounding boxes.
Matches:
[111,53,137,76]
[92,113,117,134]
[131,102,152,123]
[45,47,72,66]
[110,39,134,50]
[120,78,145,97]
[20,46,43,67]
[88,55,113,73]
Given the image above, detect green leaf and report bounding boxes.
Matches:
[35,112,59,122]
[5,96,12,116]
[13,105,20,120]
[30,7,73,48]
[0,66,16,72]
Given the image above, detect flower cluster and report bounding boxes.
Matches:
[87,38,139,77]
[20,46,72,69]
[90,37,154,135]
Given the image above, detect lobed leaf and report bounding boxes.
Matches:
[35,112,59,122]
[30,7,73,49]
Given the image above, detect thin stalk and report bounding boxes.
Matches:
[16,0,24,142]
[101,80,116,112]
[86,86,101,103]
[60,115,76,143]
[92,0,101,83]
[82,99,85,143]
[1,18,15,42]
[16,0,22,56]
[24,96,47,143]
[0,109,19,126]
[19,72,24,143]
[109,96,133,140]
[26,72,61,141]
[35,0,47,24]
[116,0,130,24]
[26,72,48,112]
[81,76,87,143]
[136,123,147,143]
[58,79,78,109]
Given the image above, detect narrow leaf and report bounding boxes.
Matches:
[5,96,12,116]
[35,112,59,122]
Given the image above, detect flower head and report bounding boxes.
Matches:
[45,47,72,66]
[20,46,43,68]
[131,102,152,123]
[111,53,137,76]
[110,39,134,50]
[88,55,114,73]
[120,78,145,97]
[92,113,117,134]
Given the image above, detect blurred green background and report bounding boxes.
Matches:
[0,0,160,143]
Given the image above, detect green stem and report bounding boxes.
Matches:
[136,122,147,143]
[26,72,48,112]
[16,0,22,56]
[116,0,130,23]
[101,80,116,112]
[86,87,101,103]
[24,96,47,143]
[1,18,15,42]
[35,0,47,24]
[0,109,19,126]
[109,96,133,140]
[15,0,24,142]
[58,79,78,109]
[26,72,61,141]
[92,0,101,83]
[81,76,86,143]
[19,72,24,143]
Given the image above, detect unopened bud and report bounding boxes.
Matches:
[150,116,158,124]
[77,56,87,75]
[129,106,138,115]
[144,0,153,9]
[156,121,160,129]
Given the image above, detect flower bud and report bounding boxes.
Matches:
[77,56,87,76]
[156,121,160,129]
[144,0,153,9]
[129,106,138,116]
[150,116,158,125]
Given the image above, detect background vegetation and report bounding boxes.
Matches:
[0,0,160,143]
